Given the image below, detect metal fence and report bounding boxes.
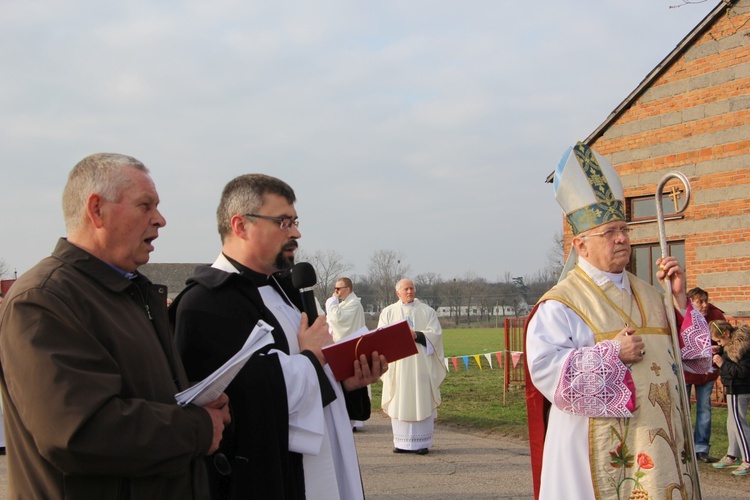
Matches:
[503,316,527,392]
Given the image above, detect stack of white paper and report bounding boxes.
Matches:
[175,320,275,407]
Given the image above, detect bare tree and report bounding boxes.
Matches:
[414,272,442,308]
[546,230,565,280]
[460,272,479,325]
[0,258,8,279]
[439,277,466,326]
[349,274,376,314]
[470,278,495,323]
[295,249,353,304]
[524,269,556,307]
[497,275,523,317]
[367,250,410,310]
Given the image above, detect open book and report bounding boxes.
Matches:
[322,320,418,381]
[175,320,275,407]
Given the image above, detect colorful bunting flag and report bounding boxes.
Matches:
[472,354,482,370]
[495,351,503,367]
[439,350,524,373]
[511,351,522,368]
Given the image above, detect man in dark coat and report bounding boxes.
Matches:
[173,173,385,500]
[0,153,230,499]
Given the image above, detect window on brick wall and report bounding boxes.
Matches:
[627,191,684,223]
[630,241,685,292]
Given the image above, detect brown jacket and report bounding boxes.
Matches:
[0,239,212,499]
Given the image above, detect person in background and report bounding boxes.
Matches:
[326,277,366,342]
[525,142,711,500]
[326,277,370,429]
[0,153,230,498]
[378,278,445,455]
[711,321,750,476]
[684,286,726,463]
[173,173,385,499]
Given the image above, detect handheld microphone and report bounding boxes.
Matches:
[291,262,318,326]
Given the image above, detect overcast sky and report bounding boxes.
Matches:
[0,0,719,282]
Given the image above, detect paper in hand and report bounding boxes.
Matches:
[175,320,274,407]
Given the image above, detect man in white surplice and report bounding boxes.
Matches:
[378,279,446,454]
[325,277,366,343]
[326,277,370,429]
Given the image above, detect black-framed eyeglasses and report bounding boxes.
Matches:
[334,286,350,291]
[582,227,632,241]
[244,213,299,230]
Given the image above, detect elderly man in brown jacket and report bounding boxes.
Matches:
[0,153,230,499]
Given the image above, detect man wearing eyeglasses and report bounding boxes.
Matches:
[172,174,385,500]
[525,143,711,500]
[326,277,369,429]
[326,278,366,343]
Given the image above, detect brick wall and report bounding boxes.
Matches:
[564,1,750,317]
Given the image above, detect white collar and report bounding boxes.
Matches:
[578,257,632,295]
[212,253,239,274]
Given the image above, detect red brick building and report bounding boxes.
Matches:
[563,0,750,319]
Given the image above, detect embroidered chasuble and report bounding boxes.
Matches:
[541,267,695,500]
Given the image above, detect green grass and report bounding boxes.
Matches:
[703,405,729,458]
[372,326,734,463]
[372,326,527,437]
[442,327,505,356]
[439,327,526,436]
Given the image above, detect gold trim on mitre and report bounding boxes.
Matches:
[554,142,625,235]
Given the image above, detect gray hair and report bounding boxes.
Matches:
[395,278,414,291]
[216,174,296,242]
[62,153,148,233]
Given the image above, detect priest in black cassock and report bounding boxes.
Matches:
[172,173,386,500]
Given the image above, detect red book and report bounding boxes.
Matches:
[323,320,418,381]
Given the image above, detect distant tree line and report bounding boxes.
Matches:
[297,233,564,326]
[1,233,564,325]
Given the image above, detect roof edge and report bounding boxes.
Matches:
[584,0,735,145]
[546,0,736,184]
